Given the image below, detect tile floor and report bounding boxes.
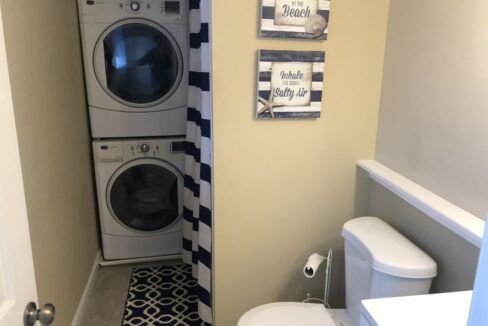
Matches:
[80,259,183,326]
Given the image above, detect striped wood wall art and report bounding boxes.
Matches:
[257,50,325,119]
[260,0,331,40]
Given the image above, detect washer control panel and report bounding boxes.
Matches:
[116,1,181,16]
[79,0,186,23]
[94,138,185,164]
[96,142,124,162]
[130,142,161,156]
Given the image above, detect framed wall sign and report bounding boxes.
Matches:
[257,50,325,119]
[260,0,331,40]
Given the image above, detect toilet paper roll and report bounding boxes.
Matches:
[303,253,326,278]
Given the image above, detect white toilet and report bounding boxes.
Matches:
[238,217,437,326]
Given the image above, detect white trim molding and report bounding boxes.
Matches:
[358,160,485,248]
[71,250,101,326]
[469,221,488,325]
[98,254,182,267]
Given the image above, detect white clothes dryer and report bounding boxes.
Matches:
[92,138,185,260]
[78,0,188,138]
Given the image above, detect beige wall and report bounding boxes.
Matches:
[212,0,390,324]
[0,1,99,325]
[375,0,488,219]
[369,0,487,293]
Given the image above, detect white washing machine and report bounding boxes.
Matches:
[93,138,185,260]
[78,0,188,138]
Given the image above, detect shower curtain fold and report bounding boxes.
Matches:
[183,0,213,324]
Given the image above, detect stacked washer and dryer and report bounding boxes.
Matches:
[78,0,188,261]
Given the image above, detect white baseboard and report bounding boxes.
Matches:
[71,250,101,326]
[99,254,182,267]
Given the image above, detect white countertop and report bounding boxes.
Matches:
[361,291,472,326]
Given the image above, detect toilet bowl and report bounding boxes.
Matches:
[238,217,437,326]
[238,303,335,326]
[238,302,355,326]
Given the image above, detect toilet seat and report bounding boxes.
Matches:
[237,302,336,326]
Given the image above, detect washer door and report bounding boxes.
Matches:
[93,19,183,109]
[107,159,183,232]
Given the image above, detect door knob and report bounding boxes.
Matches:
[24,302,56,326]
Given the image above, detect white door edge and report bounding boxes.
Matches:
[0,2,38,325]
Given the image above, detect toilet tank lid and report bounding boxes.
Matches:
[341,217,437,279]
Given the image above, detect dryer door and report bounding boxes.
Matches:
[107,159,183,232]
[93,19,183,109]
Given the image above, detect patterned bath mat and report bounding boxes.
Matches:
[122,264,205,326]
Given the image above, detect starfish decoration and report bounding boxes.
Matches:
[258,90,284,119]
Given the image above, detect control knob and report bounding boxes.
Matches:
[130,1,140,11]
[140,144,150,153]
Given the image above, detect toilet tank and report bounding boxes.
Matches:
[341,217,437,326]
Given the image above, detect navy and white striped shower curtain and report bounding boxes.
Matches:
[183,0,213,324]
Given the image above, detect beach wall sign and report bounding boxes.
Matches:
[260,0,331,40]
[257,50,325,119]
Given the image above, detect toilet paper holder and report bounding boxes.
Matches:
[303,248,333,306]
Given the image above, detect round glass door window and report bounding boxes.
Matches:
[108,163,181,232]
[98,21,182,105]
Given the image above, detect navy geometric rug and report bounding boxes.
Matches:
[122,264,205,326]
